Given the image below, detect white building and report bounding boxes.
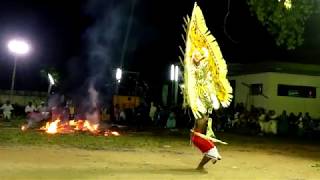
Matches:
[229,62,320,118]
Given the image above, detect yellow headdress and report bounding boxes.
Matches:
[181,2,233,119]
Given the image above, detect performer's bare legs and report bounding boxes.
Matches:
[193,115,216,170]
[196,155,212,170]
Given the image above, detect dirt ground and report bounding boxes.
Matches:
[0,139,319,180]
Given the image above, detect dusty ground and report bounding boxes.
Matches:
[0,138,319,180]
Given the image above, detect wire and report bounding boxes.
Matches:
[120,0,137,68]
[224,0,239,44]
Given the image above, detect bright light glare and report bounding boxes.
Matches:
[48,73,55,85]
[8,39,30,55]
[116,68,122,82]
[170,64,174,81]
[174,65,179,81]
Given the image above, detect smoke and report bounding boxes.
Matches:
[88,81,98,108]
[84,0,131,109]
[47,94,63,109]
[85,0,132,80]
[85,0,123,111]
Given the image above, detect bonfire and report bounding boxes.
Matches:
[22,113,120,137]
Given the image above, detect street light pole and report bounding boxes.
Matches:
[10,56,17,99]
[120,0,136,68]
[7,39,31,100]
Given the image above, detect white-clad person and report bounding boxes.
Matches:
[1,100,14,120]
[25,102,36,115]
[149,102,157,122]
[37,101,47,113]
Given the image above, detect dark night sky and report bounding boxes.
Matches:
[0,0,320,94]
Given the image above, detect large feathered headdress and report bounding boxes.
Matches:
[180,2,233,119]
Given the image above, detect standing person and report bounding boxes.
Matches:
[268,110,278,135]
[182,3,232,171]
[297,112,304,136]
[278,110,289,136]
[113,104,120,122]
[303,112,312,137]
[191,115,226,170]
[303,112,311,129]
[166,111,176,129]
[1,101,14,121]
[119,108,126,122]
[149,102,157,123]
[155,105,164,128]
[101,106,108,122]
[68,103,75,120]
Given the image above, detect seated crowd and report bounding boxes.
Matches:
[1,99,320,139]
[218,103,320,137]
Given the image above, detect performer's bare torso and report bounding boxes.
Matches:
[193,115,208,134]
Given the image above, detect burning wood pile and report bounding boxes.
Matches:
[22,88,121,137]
[37,119,120,136]
[21,111,120,137]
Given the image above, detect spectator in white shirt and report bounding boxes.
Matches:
[37,102,47,113]
[25,102,36,114]
[1,101,14,120]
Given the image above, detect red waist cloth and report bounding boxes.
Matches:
[192,134,215,153]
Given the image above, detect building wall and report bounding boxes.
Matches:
[0,95,47,106]
[230,72,320,118]
[0,90,47,106]
[230,73,271,110]
[112,95,140,109]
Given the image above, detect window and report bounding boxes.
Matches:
[250,84,263,95]
[277,84,316,98]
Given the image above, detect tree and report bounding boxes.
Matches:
[247,0,317,50]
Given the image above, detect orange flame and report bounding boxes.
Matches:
[46,119,60,134]
[83,120,99,133]
[36,117,120,137]
[69,120,77,126]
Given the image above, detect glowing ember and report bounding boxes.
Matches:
[104,130,121,136]
[111,131,120,136]
[21,125,27,131]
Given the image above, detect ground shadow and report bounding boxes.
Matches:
[107,167,210,175]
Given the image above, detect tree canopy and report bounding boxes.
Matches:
[247,0,317,50]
